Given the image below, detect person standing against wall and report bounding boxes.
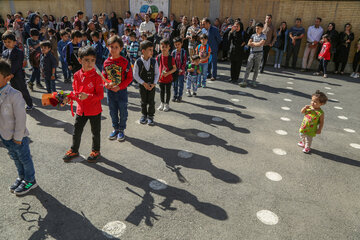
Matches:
[228,21,245,83]
[260,14,276,73]
[334,23,354,75]
[285,18,305,69]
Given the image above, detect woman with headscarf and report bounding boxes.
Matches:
[110,12,118,31]
[334,23,354,74]
[221,18,234,61]
[228,20,245,83]
[59,16,72,30]
[272,21,288,69]
[24,13,41,41]
[317,22,338,61]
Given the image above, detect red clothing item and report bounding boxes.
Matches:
[319,42,331,60]
[69,68,104,116]
[102,56,133,91]
[157,55,176,83]
[174,50,187,76]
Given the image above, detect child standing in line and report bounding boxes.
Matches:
[196,34,211,88]
[1,31,34,110]
[48,28,59,63]
[313,34,331,78]
[63,46,104,163]
[81,30,91,47]
[40,41,57,93]
[186,55,201,97]
[171,37,187,102]
[65,30,82,83]
[91,31,105,71]
[0,59,38,195]
[128,32,140,64]
[58,30,70,82]
[103,35,133,142]
[156,39,177,112]
[133,40,160,125]
[27,28,44,90]
[298,90,327,154]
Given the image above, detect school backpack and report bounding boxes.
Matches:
[171,49,186,80]
[29,48,41,68]
[62,42,80,63]
[156,53,175,80]
[197,44,212,63]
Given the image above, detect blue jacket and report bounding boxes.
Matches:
[40,52,58,79]
[92,41,104,70]
[2,47,25,85]
[207,25,222,53]
[57,39,69,61]
[24,13,42,40]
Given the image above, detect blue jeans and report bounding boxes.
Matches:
[0,136,35,182]
[186,75,198,92]
[198,63,208,86]
[29,67,40,84]
[44,77,56,93]
[107,88,128,131]
[173,75,185,97]
[61,60,70,79]
[207,52,218,79]
[273,48,284,65]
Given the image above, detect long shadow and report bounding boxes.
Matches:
[171,109,252,132]
[156,122,248,155]
[205,86,267,101]
[19,187,110,240]
[264,71,342,86]
[81,155,228,225]
[196,95,246,108]
[311,149,360,167]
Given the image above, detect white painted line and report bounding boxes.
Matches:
[344,128,356,133]
[334,106,343,110]
[265,171,283,181]
[281,107,290,111]
[327,92,334,95]
[287,82,294,85]
[220,72,226,76]
[350,143,360,149]
[102,221,126,239]
[197,132,210,138]
[224,107,234,111]
[275,130,288,135]
[149,179,168,190]
[286,86,293,90]
[231,98,240,102]
[178,150,193,159]
[256,210,279,225]
[280,117,291,122]
[338,116,348,120]
[272,148,287,156]
[212,117,223,122]
[324,87,331,90]
[283,98,292,102]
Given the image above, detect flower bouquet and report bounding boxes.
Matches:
[42,91,77,116]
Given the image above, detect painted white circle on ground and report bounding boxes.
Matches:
[149,179,168,190]
[287,82,294,85]
[350,143,360,149]
[178,150,193,159]
[286,86,293,90]
[288,78,294,80]
[256,210,279,225]
[238,91,247,95]
[344,128,356,133]
[327,92,335,95]
[338,116,348,120]
[280,117,291,122]
[231,98,240,102]
[102,221,126,239]
[275,130,288,135]
[265,172,283,181]
[212,117,223,122]
[334,106,343,110]
[273,148,287,156]
[330,99,339,102]
[281,107,290,111]
[197,132,210,138]
[283,98,292,102]
[324,87,331,90]
[224,107,234,111]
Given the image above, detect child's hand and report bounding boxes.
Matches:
[68,66,73,70]
[63,97,70,104]
[149,84,156,90]
[13,140,22,145]
[316,129,322,134]
[111,85,120,92]
[78,92,89,100]
[142,82,150,90]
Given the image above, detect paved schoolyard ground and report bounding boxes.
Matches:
[0,62,359,240]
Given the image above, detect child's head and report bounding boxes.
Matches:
[60,30,69,41]
[311,90,328,108]
[78,46,96,71]
[141,33,147,41]
[160,39,171,54]
[255,22,264,34]
[0,59,13,87]
[71,30,82,44]
[140,40,154,59]
[48,28,56,36]
[40,41,52,54]
[124,28,131,36]
[81,30,87,41]
[129,32,137,42]
[65,27,72,35]
[191,54,200,65]
[200,34,208,45]
[118,17,123,24]
[173,37,183,50]
[30,28,40,40]
[1,31,17,49]
[107,35,124,58]
[109,28,116,37]
[77,11,84,20]
[91,31,100,42]
[322,34,330,42]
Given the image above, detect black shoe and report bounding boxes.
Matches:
[147,117,155,126]
[177,96,182,102]
[140,115,147,124]
[260,70,264,74]
[172,97,177,102]
[9,178,23,193]
[192,92,197,97]
[14,180,38,196]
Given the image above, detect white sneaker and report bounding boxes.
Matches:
[277,64,281,69]
[274,64,277,68]
[355,73,360,78]
[157,103,164,111]
[350,72,356,78]
[163,104,170,112]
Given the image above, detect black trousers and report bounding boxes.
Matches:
[261,46,271,72]
[318,59,329,75]
[159,82,171,104]
[230,60,242,81]
[285,42,301,68]
[71,113,101,152]
[353,51,360,72]
[10,77,33,107]
[139,84,156,118]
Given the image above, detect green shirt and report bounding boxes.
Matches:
[299,108,323,137]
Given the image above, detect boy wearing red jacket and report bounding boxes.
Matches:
[63,46,104,163]
[103,36,133,142]
[314,34,331,78]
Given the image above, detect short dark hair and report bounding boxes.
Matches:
[312,90,328,104]
[295,18,302,22]
[191,54,200,61]
[322,34,330,41]
[107,35,124,48]
[140,40,154,51]
[60,30,68,37]
[90,31,100,39]
[80,30,87,36]
[200,34,208,40]
[125,28,131,32]
[173,37,183,44]
[256,22,264,28]
[77,11,84,16]
[141,33,147,38]
[129,32,137,38]
[160,39,171,46]
[48,28,56,35]
[1,31,16,41]
[316,17,322,22]
[78,46,96,59]
[266,14,272,19]
[202,18,211,24]
[30,28,40,36]
[40,40,52,49]
[110,28,116,34]
[65,27,72,33]
[126,10,131,15]
[71,30,82,39]
[0,59,12,77]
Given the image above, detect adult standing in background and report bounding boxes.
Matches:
[228,20,245,83]
[301,17,323,71]
[260,14,276,73]
[124,11,134,26]
[139,13,156,42]
[334,23,354,75]
[244,19,256,64]
[177,16,190,52]
[285,18,305,69]
[169,13,179,38]
[202,18,222,81]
